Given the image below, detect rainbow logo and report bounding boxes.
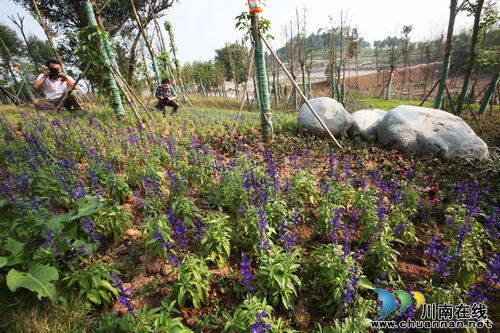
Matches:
[374,289,426,320]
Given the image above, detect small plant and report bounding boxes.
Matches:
[94,300,192,333]
[174,254,211,308]
[93,202,133,243]
[287,170,318,212]
[201,213,232,267]
[223,296,273,333]
[64,260,118,306]
[257,248,301,310]
[364,223,400,282]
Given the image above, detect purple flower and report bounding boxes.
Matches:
[193,218,206,240]
[329,208,344,247]
[455,180,487,220]
[44,229,56,250]
[467,284,488,304]
[257,206,271,251]
[425,236,452,278]
[328,151,335,178]
[81,218,100,245]
[111,272,134,313]
[485,253,499,289]
[344,158,351,179]
[280,209,300,253]
[394,223,405,235]
[168,211,187,249]
[240,253,255,292]
[484,207,499,243]
[153,223,179,266]
[263,149,279,189]
[251,310,272,333]
[167,171,187,195]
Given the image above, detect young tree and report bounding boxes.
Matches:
[283,22,298,109]
[400,25,412,99]
[433,0,459,109]
[296,8,308,98]
[373,40,381,97]
[325,18,338,99]
[386,35,401,100]
[457,0,485,114]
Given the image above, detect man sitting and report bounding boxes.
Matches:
[155,78,179,114]
[33,59,84,111]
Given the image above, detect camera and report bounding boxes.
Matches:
[49,67,59,76]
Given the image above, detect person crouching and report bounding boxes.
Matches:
[155,78,179,114]
[33,59,84,111]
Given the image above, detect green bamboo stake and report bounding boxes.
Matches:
[84,1,124,117]
[251,15,272,141]
[479,73,499,115]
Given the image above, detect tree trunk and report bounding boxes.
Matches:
[457,0,485,114]
[386,68,395,100]
[434,0,458,109]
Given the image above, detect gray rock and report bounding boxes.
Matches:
[349,109,386,137]
[377,105,489,160]
[298,97,353,135]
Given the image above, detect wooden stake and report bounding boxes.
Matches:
[420,80,440,107]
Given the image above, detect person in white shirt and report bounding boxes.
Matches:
[33,59,83,111]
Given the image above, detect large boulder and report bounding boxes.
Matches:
[377,105,489,160]
[349,109,386,137]
[298,97,353,135]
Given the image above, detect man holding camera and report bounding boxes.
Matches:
[33,59,84,111]
[155,78,179,114]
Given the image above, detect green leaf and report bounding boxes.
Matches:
[6,265,59,300]
[0,238,26,266]
[46,214,69,231]
[72,196,102,220]
[87,290,101,304]
[358,277,374,290]
[0,257,8,268]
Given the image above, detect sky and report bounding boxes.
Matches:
[0,0,495,64]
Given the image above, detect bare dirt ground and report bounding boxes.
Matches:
[308,62,493,102]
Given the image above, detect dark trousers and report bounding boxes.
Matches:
[34,94,82,111]
[156,98,180,113]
